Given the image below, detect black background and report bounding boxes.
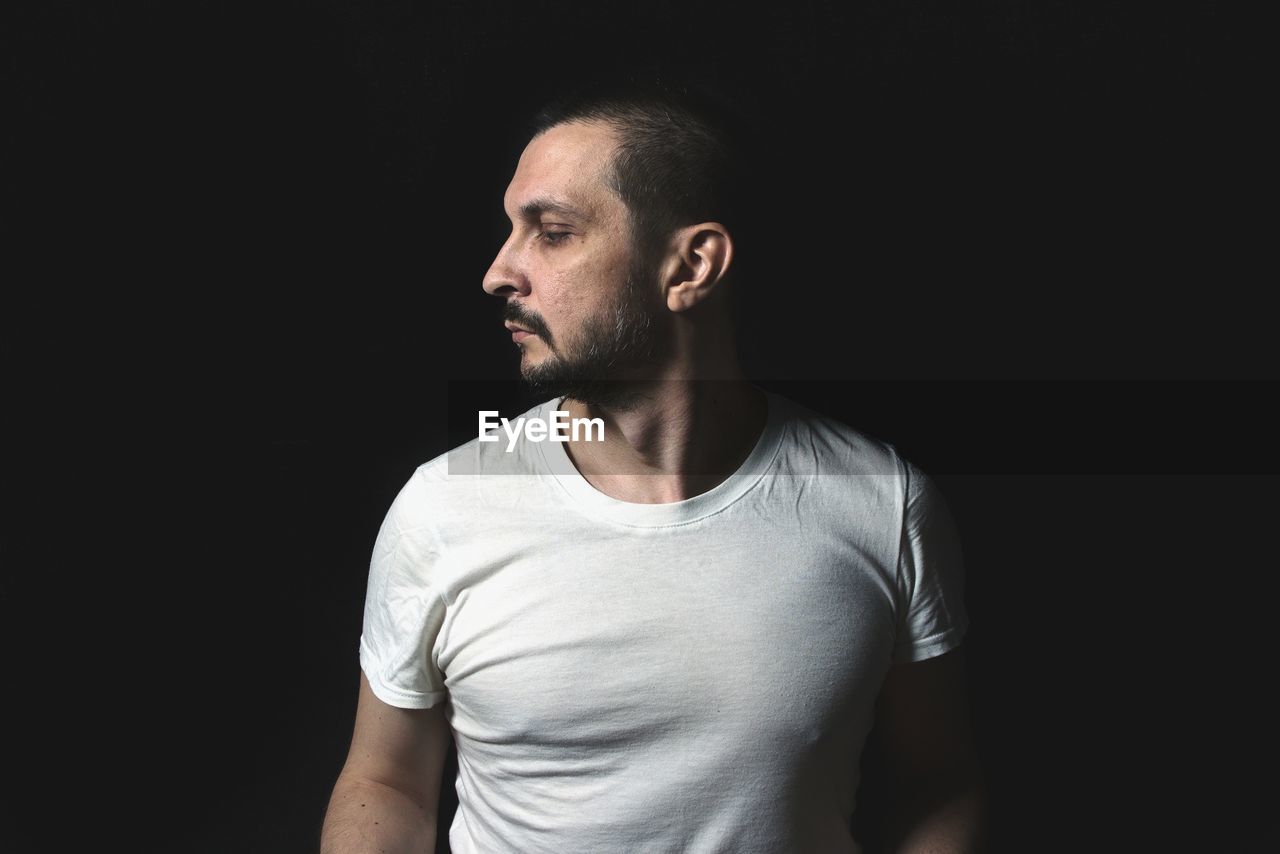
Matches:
[3,2,1275,852]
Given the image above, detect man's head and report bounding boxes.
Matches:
[482,75,757,407]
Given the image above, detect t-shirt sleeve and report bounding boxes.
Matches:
[891,460,970,664]
[358,468,449,709]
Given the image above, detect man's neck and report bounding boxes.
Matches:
[559,375,768,505]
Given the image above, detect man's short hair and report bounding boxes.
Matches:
[524,71,762,286]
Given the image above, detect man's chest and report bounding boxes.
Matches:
[434,526,900,749]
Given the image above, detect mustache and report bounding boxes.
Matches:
[502,303,552,340]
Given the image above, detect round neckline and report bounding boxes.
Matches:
[534,385,788,528]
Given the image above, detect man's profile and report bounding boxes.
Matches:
[321,73,987,854]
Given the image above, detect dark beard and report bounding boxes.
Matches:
[519,255,663,411]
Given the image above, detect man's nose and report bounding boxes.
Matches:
[482,239,530,298]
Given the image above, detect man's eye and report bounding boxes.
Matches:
[537,230,572,245]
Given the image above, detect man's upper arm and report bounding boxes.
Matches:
[873,645,982,786]
[337,671,453,813]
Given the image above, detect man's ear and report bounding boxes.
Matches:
[663,222,733,313]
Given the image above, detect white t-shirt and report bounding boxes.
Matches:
[359,387,968,854]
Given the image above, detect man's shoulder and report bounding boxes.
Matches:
[384,395,558,530]
[412,395,557,481]
[769,390,907,479]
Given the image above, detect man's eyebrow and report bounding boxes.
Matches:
[515,196,594,223]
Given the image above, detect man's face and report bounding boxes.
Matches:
[482,120,665,406]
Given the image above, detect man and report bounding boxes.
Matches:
[321,76,986,853]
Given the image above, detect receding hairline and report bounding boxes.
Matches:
[507,119,631,227]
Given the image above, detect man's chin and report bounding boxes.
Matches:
[518,372,579,404]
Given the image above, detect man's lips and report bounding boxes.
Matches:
[504,323,536,342]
